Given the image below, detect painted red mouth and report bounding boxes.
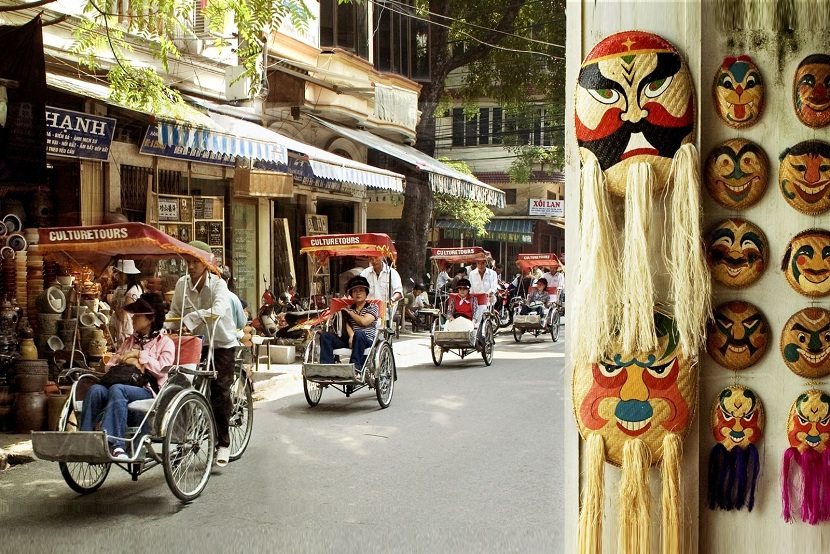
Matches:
[621,148,659,160]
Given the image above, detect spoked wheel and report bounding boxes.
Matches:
[228,372,254,461]
[550,308,562,342]
[482,320,495,366]
[512,326,523,343]
[430,320,443,366]
[163,392,216,502]
[303,377,323,406]
[57,395,110,494]
[375,342,395,408]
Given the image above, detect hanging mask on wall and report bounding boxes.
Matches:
[707,386,763,511]
[575,30,695,197]
[781,229,830,297]
[782,390,830,524]
[713,55,764,128]
[793,54,830,128]
[706,301,769,370]
[706,219,768,288]
[780,307,830,379]
[778,140,830,215]
[705,139,769,209]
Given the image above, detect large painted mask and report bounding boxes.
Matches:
[706,219,768,288]
[793,54,830,128]
[713,55,764,128]
[778,140,830,215]
[781,229,830,297]
[574,312,695,466]
[705,139,769,209]
[787,390,830,454]
[575,31,695,197]
[712,386,764,450]
[781,308,830,379]
[706,301,769,370]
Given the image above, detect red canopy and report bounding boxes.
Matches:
[299,233,397,264]
[430,246,490,264]
[516,253,562,271]
[37,223,218,272]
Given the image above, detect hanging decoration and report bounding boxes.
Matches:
[706,219,768,288]
[704,139,769,210]
[778,140,830,215]
[706,301,769,370]
[713,55,765,128]
[780,307,830,379]
[707,385,763,511]
[781,229,830,297]
[793,54,830,128]
[781,390,830,524]
[573,30,708,554]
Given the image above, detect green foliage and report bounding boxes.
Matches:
[507,145,564,184]
[433,158,493,238]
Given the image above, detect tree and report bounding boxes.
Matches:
[394,0,566,282]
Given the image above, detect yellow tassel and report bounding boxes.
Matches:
[619,162,657,356]
[661,434,683,554]
[667,143,711,359]
[618,438,651,554]
[578,433,605,554]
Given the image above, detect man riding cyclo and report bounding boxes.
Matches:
[468,258,498,321]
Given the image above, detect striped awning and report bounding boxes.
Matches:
[155,122,287,164]
[437,218,536,244]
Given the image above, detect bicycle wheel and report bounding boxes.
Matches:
[303,377,323,406]
[163,392,215,502]
[57,393,110,494]
[550,308,562,342]
[375,342,395,408]
[512,326,523,343]
[430,319,443,366]
[481,320,495,366]
[228,373,253,461]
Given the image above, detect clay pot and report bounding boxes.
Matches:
[14,360,48,393]
[19,338,38,360]
[14,391,46,432]
[47,394,68,431]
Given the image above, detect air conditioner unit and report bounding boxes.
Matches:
[225,65,252,101]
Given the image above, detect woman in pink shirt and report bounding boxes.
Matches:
[80,293,175,460]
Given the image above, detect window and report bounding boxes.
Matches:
[452,108,465,147]
[478,108,490,146]
[373,0,430,81]
[321,0,369,60]
[504,188,517,205]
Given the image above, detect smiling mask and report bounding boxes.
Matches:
[781,308,830,379]
[706,301,769,370]
[779,140,830,215]
[705,139,769,209]
[713,55,764,128]
[781,229,830,297]
[706,219,768,288]
[793,54,830,128]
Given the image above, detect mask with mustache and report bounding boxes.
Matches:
[706,301,769,370]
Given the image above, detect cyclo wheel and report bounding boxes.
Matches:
[303,331,323,406]
[375,342,395,408]
[162,392,216,502]
[482,320,495,366]
[512,325,523,343]
[228,367,254,461]
[430,319,443,366]
[57,388,110,494]
[550,307,562,342]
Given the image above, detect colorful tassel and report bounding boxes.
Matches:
[577,433,605,554]
[800,448,822,524]
[745,445,761,511]
[781,446,799,523]
[618,438,651,554]
[661,434,682,554]
[709,444,761,512]
[707,443,727,509]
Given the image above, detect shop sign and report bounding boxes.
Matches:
[139,125,235,166]
[528,198,564,218]
[157,197,180,221]
[45,107,116,161]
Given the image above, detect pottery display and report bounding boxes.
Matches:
[14,391,46,432]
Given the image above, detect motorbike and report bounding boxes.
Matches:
[492,279,513,328]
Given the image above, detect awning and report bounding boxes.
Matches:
[154,121,287,165]
[437,218,535,244]
[309,115,506,207]
[208,112,404,192]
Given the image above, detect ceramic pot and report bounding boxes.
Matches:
[46,394,68,431]
[14,360,48,392]
[14,391,46,432]
[19,338,37,361]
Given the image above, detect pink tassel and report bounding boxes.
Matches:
[781,447,799,523]
[822,449,830,522]
[799,448,823,525]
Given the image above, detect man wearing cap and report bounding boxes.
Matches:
[166,240,238,467]
[319,276,378,370]
[360,255,403,306]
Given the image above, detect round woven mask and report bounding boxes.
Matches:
[713,55,764,128]
[781,229,830,297]
[711,386,764,451]
[575,31,695,197]
[781,308,830,379]
[705,139,769,209]
[574,312,696,466]
[787,390,830,454]
[778,140,830,215]
[706,301,769,370]
[793,54,830,128]
[706,219,768,288]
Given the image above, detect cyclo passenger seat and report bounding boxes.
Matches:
[328,298,384,363]
[127,335,203,418]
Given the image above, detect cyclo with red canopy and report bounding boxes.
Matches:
[299,233,397,408]
[510,253,563,343]
[427,246,496,367]
[29,223,254,501]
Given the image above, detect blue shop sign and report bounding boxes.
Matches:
[46,107,116,161]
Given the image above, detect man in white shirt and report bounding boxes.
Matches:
[435,263,451,291]
[468,258,498,320]
[360,256,403,320]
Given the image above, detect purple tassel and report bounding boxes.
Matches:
[799,448,822,525]
[782,447,799,523]
[707,444,727,510]
[746,444,760,512]
[734,447,748,510]
[721,447,737,510]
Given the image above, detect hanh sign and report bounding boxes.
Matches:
[46,107,116,161]
[528,198,564,217]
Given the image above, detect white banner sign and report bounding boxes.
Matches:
[528,198,564,217]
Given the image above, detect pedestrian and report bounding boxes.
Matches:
[108,259,144,345]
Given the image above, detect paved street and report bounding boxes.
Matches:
[0,329,565,553]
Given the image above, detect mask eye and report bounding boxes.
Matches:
[821,415,830,426]
[588,88,620,104]
[646,360,672,379]
[799,333,807,343]
[599,362,624,378]
[745,76,757,88]
[799,415,810,425]
[644,76,672,98]
[720,76,734,90]
[823,332,830,343]
[720,408,734,421]
[791,163,807,173]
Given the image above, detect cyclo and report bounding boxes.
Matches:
[510,253,563,343]
[29,223,254,501]
[428,246,496,367]
[299,233,397,408]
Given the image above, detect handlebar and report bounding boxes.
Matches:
[170,365,217,378]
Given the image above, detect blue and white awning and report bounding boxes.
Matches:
[155,122,287,164]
